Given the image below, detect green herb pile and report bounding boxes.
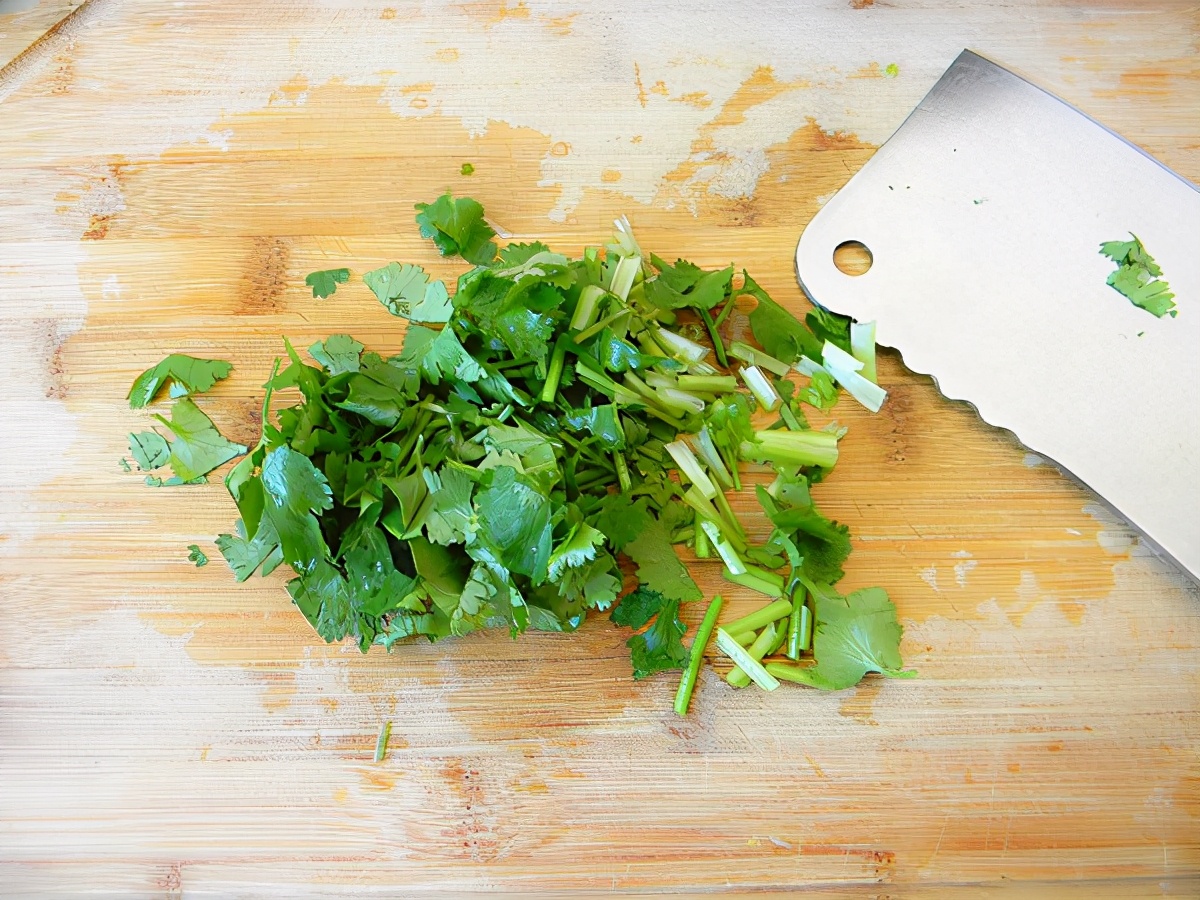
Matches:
[125,193,913,714]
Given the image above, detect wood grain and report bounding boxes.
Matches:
[1,1,1198,895]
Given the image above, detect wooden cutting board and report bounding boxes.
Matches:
[2,1,1198,896]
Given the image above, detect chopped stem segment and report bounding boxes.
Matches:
[786,588,811,659]
[374,721,392,762]
[673,594,723,716]
[741,428,840,469]
[723,567,785,598]
[715,628,780,691]
[722,597,792,635]
[728,341,792,378]
[699,519,746,575]
[727,622,778,687]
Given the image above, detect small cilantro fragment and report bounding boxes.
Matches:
[363,262,453,324]
[414,193,497,265]
[187,544,209,567]
[1100,234,1177,319]
[127,355,232,409]
[305,268,350,299]
[460,162,475,176]
[119,457,131,472]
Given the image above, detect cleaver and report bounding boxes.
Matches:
[796,50,1200,580]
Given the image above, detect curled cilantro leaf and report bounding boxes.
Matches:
[127,355,232,409]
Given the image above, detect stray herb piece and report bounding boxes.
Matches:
[414,194,497,265]
[374,721,392,762]
[674,594,722,716]
[127,355,232,409]
[188,544,209,567]
[305,268,350,299]
[460,162,475,176]
[1099,234,1177,319]
[119,457,131,472]
[363,262,453,324]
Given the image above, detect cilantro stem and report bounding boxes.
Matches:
[712,295,736,331]
[613,450,632,492]
[786,591,812,659]
[374,721,392,762]
[712,489,746,543]
[715,628,780,691]
[723,567,785,598]
[677,374,737,394]
[673,594,722,716]
[727,622,778,687]
[260,357,281,435]
[694,518,711,558]
[722,597,792,635]
[698,306,729,368]
[541,335,569,404]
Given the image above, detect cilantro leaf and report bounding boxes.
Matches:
[309,334,364,375]
[216,515,283,582]
[610,584,664,629]
[806,305,853,354]
[1100,234,1177,319]
[547,522,606,581]
[402,325,485,385]
[614,588,691,681]
[414,194,497,265]
[128,355,233,409]
[305,268,349,299]
[187,544,209,567]
[421,464,478,545]
[128,430,170,471]
[742,273,822,364]
[260,445,334,570]
[782,587,914,690]
[152,398,247,482]
[605,500,702,604]
[645,256,733,311]
[473,466,555,583]
[363,262,453,324]
[497,242,551,266]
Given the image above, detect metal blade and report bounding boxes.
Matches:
[795,50,1200,579]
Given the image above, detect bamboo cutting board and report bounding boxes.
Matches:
[1,1,1198,896]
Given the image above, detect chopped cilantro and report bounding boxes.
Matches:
[133,193,909,714]
[187,544,209,567]
[460,162,475,176]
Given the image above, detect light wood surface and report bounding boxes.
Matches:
[2,1,1198,896]
[0,0,80,72]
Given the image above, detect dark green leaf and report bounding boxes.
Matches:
[414,193,497,265]
[305,268,349,299]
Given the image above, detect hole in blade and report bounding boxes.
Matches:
[833,240,872,276]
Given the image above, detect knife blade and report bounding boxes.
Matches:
[795,49,1200,580]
